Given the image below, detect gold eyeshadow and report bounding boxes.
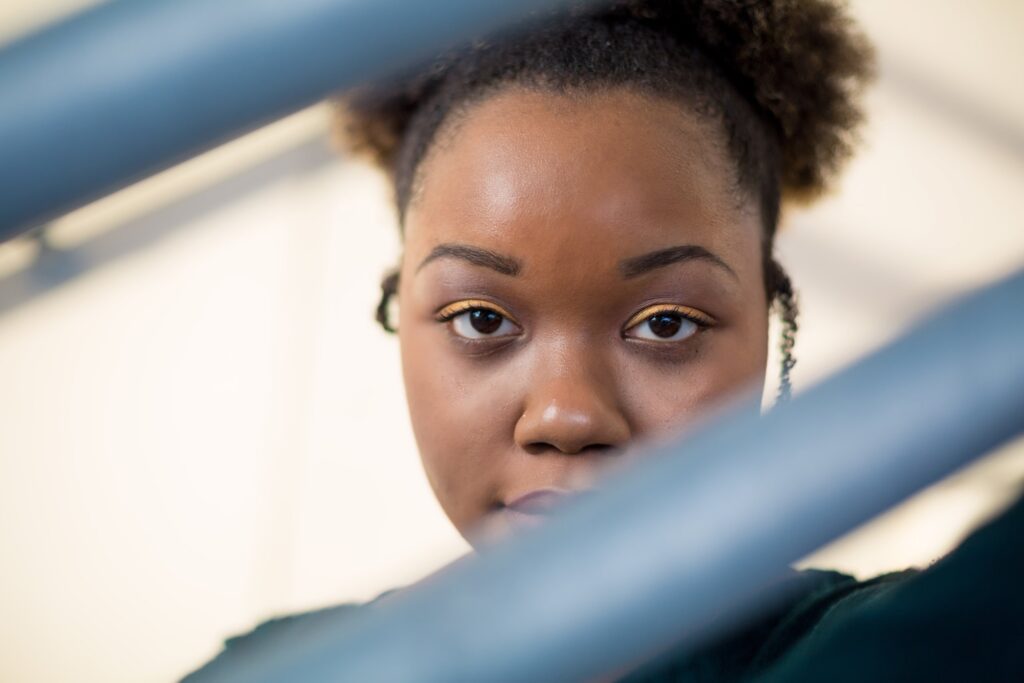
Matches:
[624,304,716,330]
[436,299,516,322]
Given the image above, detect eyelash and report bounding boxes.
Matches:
[622,303,717,332]
[435,299,517,324]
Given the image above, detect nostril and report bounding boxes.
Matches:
[523,441,617,457]
[522,441,561,457]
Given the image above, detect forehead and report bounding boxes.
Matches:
[405,87,760,275]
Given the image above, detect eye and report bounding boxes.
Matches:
[437,300,522,340]
[451,309,519,339]
[624,304,714,342]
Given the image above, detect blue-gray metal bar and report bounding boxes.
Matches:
[0,134,336,318]
[191,268,1024,683]
[0,0,598,242]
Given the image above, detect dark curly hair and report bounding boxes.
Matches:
[336,0,874,399]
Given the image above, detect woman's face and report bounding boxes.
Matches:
[398,87,769,544]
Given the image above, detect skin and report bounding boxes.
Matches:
[398,87,770,545]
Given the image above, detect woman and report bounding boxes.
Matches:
[352,0,870,543]
[188,2,1024,681]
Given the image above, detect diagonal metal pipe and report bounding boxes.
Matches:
[188,267,1024,683]
[0,0,602,241]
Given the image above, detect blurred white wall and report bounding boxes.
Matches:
[1,2,1023,681]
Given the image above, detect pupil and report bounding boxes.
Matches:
[470,309,503,334]
[649,313,682,338]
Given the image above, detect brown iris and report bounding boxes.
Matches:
[469,309,504,334]
[647,313,683,338]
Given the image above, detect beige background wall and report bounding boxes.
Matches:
[1,2,1023,681]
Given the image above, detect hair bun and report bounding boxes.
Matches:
[636,0,875,199]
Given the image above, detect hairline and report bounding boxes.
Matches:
[401,80,757,229]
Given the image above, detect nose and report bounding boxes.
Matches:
[514,355,631,455]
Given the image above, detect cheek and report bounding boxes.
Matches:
[399,327,518,530]
[622,322,769,436]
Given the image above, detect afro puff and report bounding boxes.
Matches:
[336,0,874,236]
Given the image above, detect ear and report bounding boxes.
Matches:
[376,268,401,334]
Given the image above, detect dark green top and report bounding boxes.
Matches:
[184,494,1024,682]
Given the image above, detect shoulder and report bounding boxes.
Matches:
[751,568,915,669]
[756,496,1024,683]
[225,603,362,655]
[180,592,396,682]
[618,568,900,683]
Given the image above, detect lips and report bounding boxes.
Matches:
[492,488,592,537]
[504,488,574,515]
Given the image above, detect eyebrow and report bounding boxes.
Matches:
[619,245,738,280]
[417,243,522,276]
